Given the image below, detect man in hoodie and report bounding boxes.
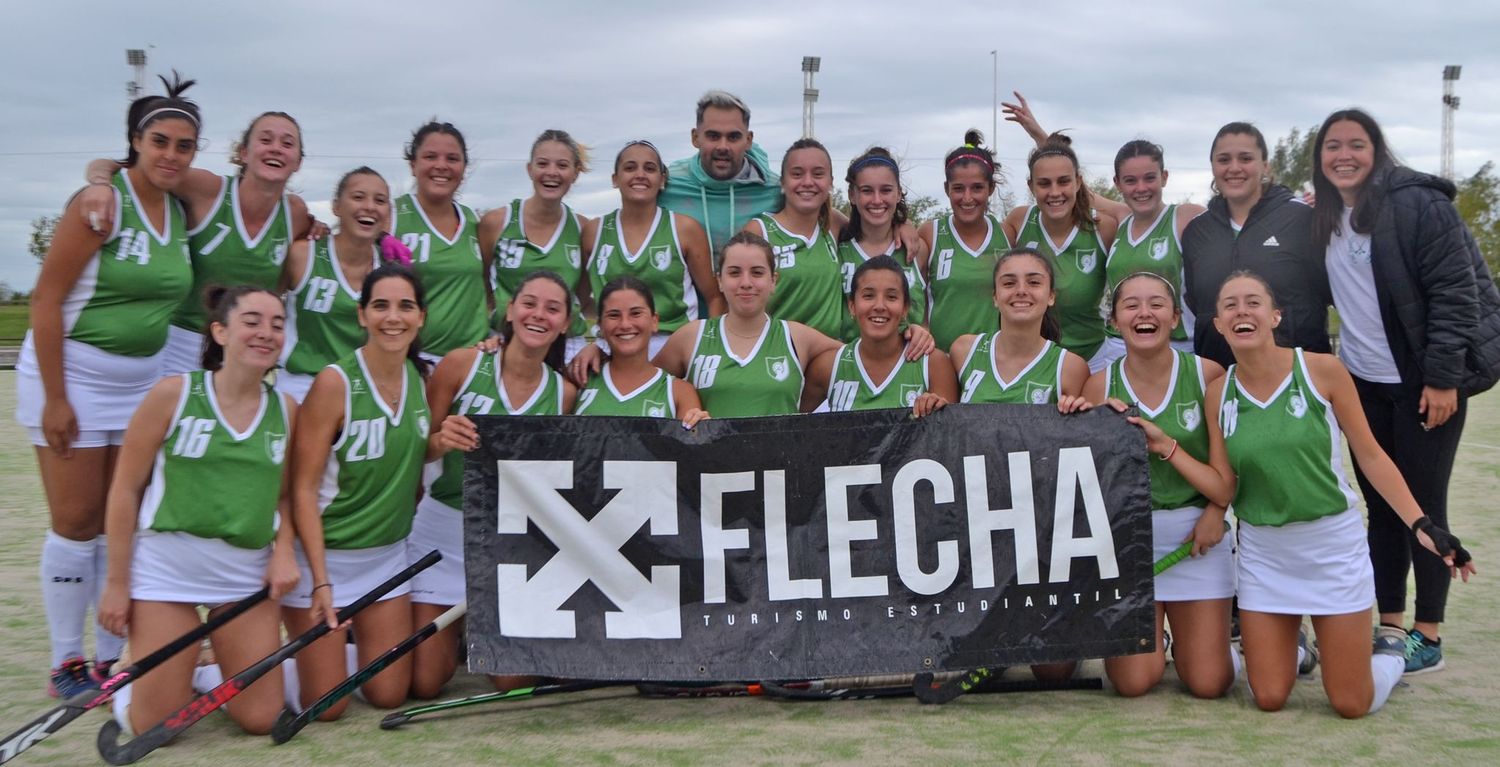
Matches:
[660,90,783,266]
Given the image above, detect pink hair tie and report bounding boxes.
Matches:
[379,234,412,265]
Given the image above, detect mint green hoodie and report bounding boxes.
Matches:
[659,143,782,265]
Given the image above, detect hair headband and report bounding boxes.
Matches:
[850,155,899,175]
[622,138,658,152]
[137,106,199,132]
[946,152,993,170]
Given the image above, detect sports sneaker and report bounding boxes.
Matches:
[48,657,100,699]
[90,657,119,686]
[1403,630,1445,675]
[1296,628,1319,676]
[1373,625,1408,658]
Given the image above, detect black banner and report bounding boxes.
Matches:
[462,406,1153,681]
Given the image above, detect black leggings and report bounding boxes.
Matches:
[1351,376,1466,624]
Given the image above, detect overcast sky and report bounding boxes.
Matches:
[3,1,1496,291]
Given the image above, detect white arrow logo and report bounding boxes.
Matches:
[1,709,67,761]
[494,460,682,639]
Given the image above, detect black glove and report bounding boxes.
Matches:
[1413,517,1473,568]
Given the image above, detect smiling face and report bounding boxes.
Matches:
[717,242,777,317]
[530,139,580,203]
[237,114,302,185]
[780,147,833,218]
[852,165,900,231]
[1111,275,1180,353]
[359,275,425,353]
[1029,155,1078,225]
[132,116,199,192]
[612,144,665,205]
[504,277,570,352]
[945,163,993,225]
[692,106,752,181]
[333,172,390,241]
[1320,120,1375,206]
[599,287,659,358]
[1114,156,1168,218]
[1212,275,1279,350]
[1211,132,1266,208]
[849,267,908,343]
[212,291,286,372]
[410,132,465,202]
[993,253,1055,325]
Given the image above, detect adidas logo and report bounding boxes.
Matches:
[1262,236,1280,247]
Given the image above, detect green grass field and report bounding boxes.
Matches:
[0,372,1496,766]
[0,305,29,345]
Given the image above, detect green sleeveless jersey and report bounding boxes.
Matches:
[392,193,488,355]
[175,175,293,333]
[756,215,844,339]
[63,173,193,356]
[957,334,1066,405]
[428,351,564,509]
[928,214,1011,351]
[687,317,804,417]
[492,199,588,337]
[825,341,929,412]
[1016,206,1108,360]
[1105,205,1188,342]
[836,241,928,341]
[1105,350,1210,509]
[574,364,678,418]
[283,238,378,376]
[138,370,289,549]
[319,351,431,549]
[590,208,698,332]
[1220,349,1359,527]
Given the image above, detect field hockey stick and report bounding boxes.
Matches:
[1154,521,1232,576]
[379,681,620,729]
[0,586,270,765]
[635,682,760,698]
[757,681,914,701]
[271,599,467,744]
[97,550,440,765]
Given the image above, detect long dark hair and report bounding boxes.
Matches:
[122,71,200,167]
[1311,108,1399,247]
[777,138,834,232]
[358,263,431,377]
[200,285,283,371]
[840,147,909,243]
[994,247,1062,343]
[500,270,572,373]
[1027,134,1094,232]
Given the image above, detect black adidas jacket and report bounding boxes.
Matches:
[1182,185,1331,367]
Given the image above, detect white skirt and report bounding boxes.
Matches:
[1152,506,1235,602]
[131,531,270,605]
[15,332,163,433]
[281,541,410,609]
[159,325,204,377]
[1237,508,1375,616]
[407,495,466,606]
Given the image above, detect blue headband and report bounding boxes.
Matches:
[850,155,899,175]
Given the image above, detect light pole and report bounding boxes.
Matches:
[126,48,147,100]
[990,49,998,143]
[801,56,821,139]
[1441,65,1461,179]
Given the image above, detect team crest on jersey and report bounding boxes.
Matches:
[417,415,430,437]
[566,245,581,270]
[644,400,667,418]
[1287,392,1308,419]
[899,384,923,408]
[1149,237,1170,261]
[266,432,286,464]
[1177,402,1202,432]
[650,246,672,271]
[1026,383,1054,405]
[1076,249,1098,273]
[767,357,791,382]
[271,239,289,266]
[1221,399,1239,437]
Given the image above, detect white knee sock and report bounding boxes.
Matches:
[110,681,135,737]
[41,531,94,667]
[1295,645,1307,673]
[93,536,126,662]
[1368,653,1404,714]
[192,663,224,694]
[1230,645,1244,678]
